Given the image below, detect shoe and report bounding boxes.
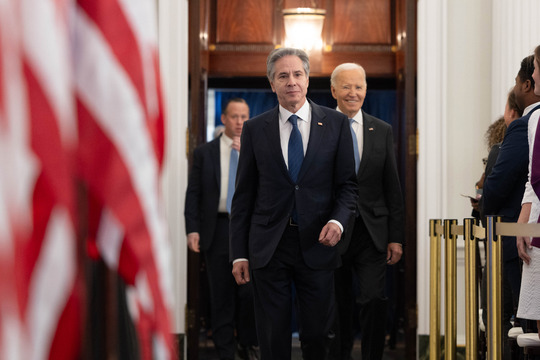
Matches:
[237,345,260,360]
[517,333,540,347]
[508,327,524,338]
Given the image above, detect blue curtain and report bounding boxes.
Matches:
[214,88,396,127]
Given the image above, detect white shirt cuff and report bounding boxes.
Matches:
[523,181,535,205]
[328,219,343,233]
[233,258,248,265]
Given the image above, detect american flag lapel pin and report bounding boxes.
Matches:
[369,127,374,131]
[318,122,323,126]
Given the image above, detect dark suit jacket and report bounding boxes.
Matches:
[338,111,404,254]
[184,136,222,251]
[483,107,540,221]
[483,104,540,260]
[229,100,358,270]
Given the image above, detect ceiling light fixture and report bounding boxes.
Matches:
[282,6,326,52]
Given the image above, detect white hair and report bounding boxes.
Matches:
[330,63,367,87]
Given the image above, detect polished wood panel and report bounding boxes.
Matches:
[209,51,270,77]
[208,49,395,78]
[207,0,396,77]
[332,0,392,45]
[321,50,395,77]
[215,0,274,44]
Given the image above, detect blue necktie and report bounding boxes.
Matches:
[349,118,360,173]
[226,148,238,213]
[288,114,304,183]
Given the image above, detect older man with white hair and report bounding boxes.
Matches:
[329,63,404,360]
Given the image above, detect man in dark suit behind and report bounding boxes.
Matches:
[329,63,405,360]
[184,98,258,360]
[230,48,358,360]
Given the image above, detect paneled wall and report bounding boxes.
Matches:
[200,0,399,77]
[331,0,391,44]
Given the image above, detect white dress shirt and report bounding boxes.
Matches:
[278,101,311,167]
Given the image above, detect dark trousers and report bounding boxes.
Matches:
[251,224,335,360]
[332,217,387,360]
[204,215,258,359]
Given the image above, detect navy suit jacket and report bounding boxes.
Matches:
[229,100,358,270]
[338,111,404,254]
[184,136,222,251]
[483,104,540,260]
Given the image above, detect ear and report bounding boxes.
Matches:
[270,81,276,93]
[510,109,519,119]
[330,86,338,100]
[523,79,533,93]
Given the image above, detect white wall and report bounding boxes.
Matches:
[418,0,492,345]
[417,0,540,350]
[159,0,188,339]
[491,1,540,120]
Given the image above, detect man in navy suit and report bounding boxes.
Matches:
[184,98,258,360]
[329,63,404,360]
[482,55,540,351]
[230,48,358,360]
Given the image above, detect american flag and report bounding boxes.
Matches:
[0,0,174,358]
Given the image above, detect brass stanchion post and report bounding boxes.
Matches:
[444,219,457,360]
[463,218,478,359]
[430,219,442,359]
[486,215,502,359]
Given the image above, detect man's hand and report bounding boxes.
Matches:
[232,260,250,285]
[232,136,241,151]
[187,232,200,253]
[387,243,403,265]
[319,222,342,247]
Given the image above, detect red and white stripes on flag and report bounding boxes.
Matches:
[74,0,173,358]
[0,0,82,359]
[0,0,174,358]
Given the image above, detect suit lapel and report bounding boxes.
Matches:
[298,100,326,182]
[210,137,221,188]
[357,111,374,178]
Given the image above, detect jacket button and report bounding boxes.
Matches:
[295,185,299,190]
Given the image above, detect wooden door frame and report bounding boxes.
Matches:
[185,1,418,359]
[186,1,209,359]
[397,0,417,358]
